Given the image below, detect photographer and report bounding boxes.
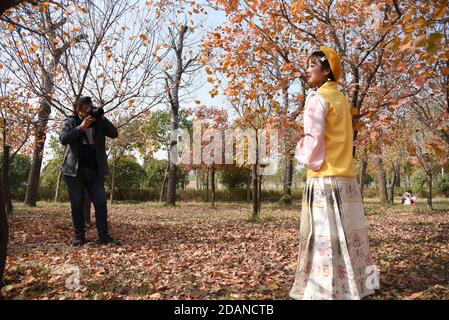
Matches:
[59,96,119,246]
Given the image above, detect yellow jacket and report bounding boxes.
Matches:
[306,81,355,178]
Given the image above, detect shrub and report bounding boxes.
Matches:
[39,157,69,201]
[106,156,145,193]
[143,158,167,189]
[362,188,379,198]
[112,188,159,202]
[177,188,303,203]
[411,169,428,197]
[1,153,32,199]
[218,167,251,188]
[435,174,449,197]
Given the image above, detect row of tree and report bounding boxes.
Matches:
[6,145,449,203]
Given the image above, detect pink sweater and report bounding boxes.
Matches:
[295,91,327,171]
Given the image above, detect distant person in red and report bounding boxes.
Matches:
[401,190,416,205]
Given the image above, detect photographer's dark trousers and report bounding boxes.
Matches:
[63,167,109,239]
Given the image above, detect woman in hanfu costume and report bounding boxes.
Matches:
[290,46,377,300]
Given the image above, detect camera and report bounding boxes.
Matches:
[87,106,104,119]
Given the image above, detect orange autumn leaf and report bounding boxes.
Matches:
[30,44,39,53]
[414,77,426,88]
[406,146,417,155]
[400,41,412,52]
[433,0,448,19]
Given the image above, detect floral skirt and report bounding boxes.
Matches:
[289,176,377,300]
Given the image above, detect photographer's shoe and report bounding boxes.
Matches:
[72,236,86,246]
[96,235,121,246]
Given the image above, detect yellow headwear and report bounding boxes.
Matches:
[320,46,342,82]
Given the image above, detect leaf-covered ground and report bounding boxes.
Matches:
[1,199,449,300]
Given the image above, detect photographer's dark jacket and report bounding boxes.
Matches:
[59,115,118,177]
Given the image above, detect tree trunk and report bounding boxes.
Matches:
[0,177,8,288]
[283,153,294,205]
[374,156,389,204]
[253,133,261,220]
[247,175,251,202]
[427,172,433,209]
[281,79,293,205]
[251,164,259,221]
[359,158,368,202]
[24,46,63,207]
[395,163,401,187]
[166,108,178,206]
[24,13,65,207]
[196,169,199,190]
[205,168,209,202]
[258,174,262,214]
[446,60,449,114]
[215,171,218,191]
[109,159,116,204]
[166,160,177,206]
[389,164,398,203]
[54,169,62,202]
[84,190,91,227]
[391,162,401,202]
[159,164,168,203]
[211,166,216,208]
[24,114,48,207]
[165,25,190,206]
[2,145,13,215]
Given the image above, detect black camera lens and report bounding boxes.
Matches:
[87,107,104,119]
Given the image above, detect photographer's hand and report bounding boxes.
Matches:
[79,116,96,129]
